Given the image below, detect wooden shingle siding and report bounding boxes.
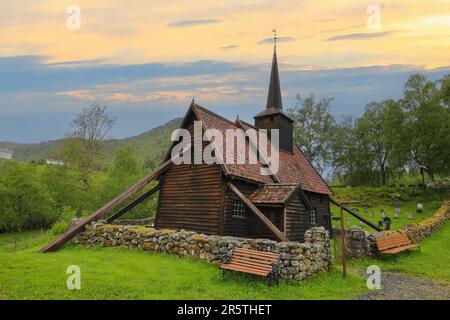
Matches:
[285,194,310,242]
[305,192,332,232]
[155,164,222,234]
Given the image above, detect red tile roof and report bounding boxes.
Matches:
[191,104,333,195]
[249,184,298,204]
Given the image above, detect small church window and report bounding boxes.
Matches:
[232,200,246,218]
[310,208,317,225]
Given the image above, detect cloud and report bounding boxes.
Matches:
[258,37,296,45]
[167,19,222,28]
[57,90,96,100]
[326,31,397,41]
[220,45,239,51]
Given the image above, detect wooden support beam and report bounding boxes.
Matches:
[106,185,160,223]
[39,159,173,253]
[227,182,288,242]
[40,143,193,253]
[330,198,382,232]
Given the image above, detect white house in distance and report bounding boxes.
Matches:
[0,148,13,160]
[45,159,65,166]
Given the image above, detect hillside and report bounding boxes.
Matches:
[0,118,182,167]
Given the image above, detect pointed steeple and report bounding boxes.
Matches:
[254,31,294,153]
[266,45,283,110]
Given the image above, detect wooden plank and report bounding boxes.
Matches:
[39,157,177,253]
[227,182,287,242]
[105,185,160,223]
[330,198,382,232]
[221,264,269,276]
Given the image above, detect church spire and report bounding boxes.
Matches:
[254,28,294,153]
[266,43,282,110]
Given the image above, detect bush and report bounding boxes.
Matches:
[50,220,69,236]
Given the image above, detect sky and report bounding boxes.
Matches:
[0,0,449,143]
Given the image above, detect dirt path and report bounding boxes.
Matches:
[356,271,450,300]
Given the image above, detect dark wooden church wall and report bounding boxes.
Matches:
[250,206,283,240]
[305,192,332,231]
[222,180,258,237]
[155,164,222,234]
[285,194,310,242]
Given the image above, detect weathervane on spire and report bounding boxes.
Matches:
[272,26,277,47]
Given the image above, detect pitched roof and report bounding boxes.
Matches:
[192,104,333,195]
[249,184,299,204]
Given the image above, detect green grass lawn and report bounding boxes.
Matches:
[0,231,368,300]
[347,219,450,282]
[330,186,448,231]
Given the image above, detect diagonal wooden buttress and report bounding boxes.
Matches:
[39,144,192,253]
[227,182,288,242]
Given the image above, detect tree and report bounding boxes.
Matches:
[355,100,404,185]
[288,94,336,173]
[110,146,140,178]
[331,116,377,185]
[0,161,57,231]
[60,104,116,190]
[400,74,450,183]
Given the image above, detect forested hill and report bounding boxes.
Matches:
[0,118,182,166]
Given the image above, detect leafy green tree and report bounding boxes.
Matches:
[0,161,57,231]
[356,100,404,185]
[59,104,116,191]
[331,116,377,185]
[288,94,336,173]
[400,74,450,183]
[110,146,140,178]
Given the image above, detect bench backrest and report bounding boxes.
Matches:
[230,248,280,269]
[376,234,411,251]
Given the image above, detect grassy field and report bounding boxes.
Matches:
[347,219,450,282]
[0,231,368,300]
[330,186,448,231]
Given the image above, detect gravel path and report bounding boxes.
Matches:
[356,271,450,300]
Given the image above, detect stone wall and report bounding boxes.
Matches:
[346,200,450,257]
[76,223,332,281]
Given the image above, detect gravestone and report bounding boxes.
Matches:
[381,209,386,219]
[394,197,400,208]
[363,206,369,214]
[383,216,392,230]
[416,203,423,213]
[370,210,375,218]
[394,207,400,219]
[407,212,413,220]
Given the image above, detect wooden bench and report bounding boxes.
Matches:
[220,247,280,285]
[376,234,420,255]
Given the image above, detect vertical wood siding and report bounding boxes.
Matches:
[222,180,258,237]
[156,164,222,234]
[305,192,332,232]
[285,194,310,242]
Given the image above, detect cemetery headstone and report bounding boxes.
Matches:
[383,216,392,230]
[407,212,413,220]
[381,209,386,219]
[394,207,400,219]
[370,210,375,217]
[416,203,423,213]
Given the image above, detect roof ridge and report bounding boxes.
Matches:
[294,144,333,195]
[193,103,240,128]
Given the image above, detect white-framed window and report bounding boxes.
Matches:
[232,200,246,218]
[310,208,317,225]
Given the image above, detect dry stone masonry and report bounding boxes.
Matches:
[345,200,450,257]
[77,223,332,281]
